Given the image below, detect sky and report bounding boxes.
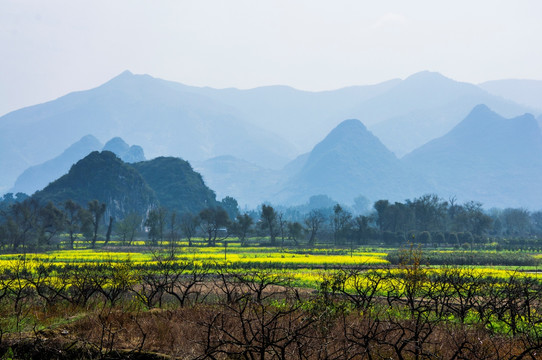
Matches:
[1,0,541,116]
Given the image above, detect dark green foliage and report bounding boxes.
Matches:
[114,212,142,245]
[88,200,106,248]
[220,196,239,220]
[132,157,218,215]
[145,207,168,245]
[33,151,156,219]
[287,221,303,245]
[260,204,278,246]
[229,213,253,246]
[417,231,432,244]
[387,250,542,266]
[199,207,229,246]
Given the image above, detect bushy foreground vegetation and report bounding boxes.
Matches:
[0,246,542,359]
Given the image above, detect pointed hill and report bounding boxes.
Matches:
[351,71,534,156]
[131,157,218,215]
[11,136,145,195]
[103,137,145,163]
[33,151,157,219]
[10,135,103,195]
[103,137,130,157]
[278,119,430,204]
[176,79,401,153]
[403,105,542,208]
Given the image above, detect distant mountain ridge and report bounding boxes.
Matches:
[190,106,542,209]
[403,105,542,208]
[2,70,534,194]
[277,119,431,204]
[2,70,540,209]
[103,137,146,163]
[479,79,542,112]
[10,136,145,195]
[0,71,297,193]
[24,105,542,210]
[359,71,536,157]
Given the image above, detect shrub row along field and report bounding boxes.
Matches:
[2,246,542,359]
[387,249,542,266]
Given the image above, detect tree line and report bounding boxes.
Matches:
[1,192,542,251]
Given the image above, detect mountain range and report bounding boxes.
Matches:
[9,136,145,196]
[403,105,542,208]
[198,105,542,209]
[275,119,429,205]
[479,79,542,112]
[2,70,542,209]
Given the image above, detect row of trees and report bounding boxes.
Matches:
[0,197,109,250]
[1,193,542,250]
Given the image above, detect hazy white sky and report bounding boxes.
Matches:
[1,0,541,116]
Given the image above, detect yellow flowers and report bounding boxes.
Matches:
[0,248,389,270]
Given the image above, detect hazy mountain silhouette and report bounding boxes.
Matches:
[354,71,533,157]
[193,155,282,207]
[10,135,103,195]
[479,79,542,112]
[103,137,145,163]
[277,119,430,205]
[172,79,401,152]
[1,70,537,203]
[403,105,542,208]
[11,135,145,195]
[0,71,297,192]
[34,151,157,219]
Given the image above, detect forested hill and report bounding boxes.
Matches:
[131,156,218,215]
[32,151,219,219]
[33,151,157,219]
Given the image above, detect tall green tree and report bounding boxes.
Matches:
[229,213,253,246]
[145,207,168,246]
[373,200,389,232]
[63,200,92,249]
[87,200,106,248]
[199,207,229,246]
[37,201,65,247]
[332,204,352,245]
[180,213,199,247]
[260,204,278,246]
[115,212,142,246]
[220,196,239,221]
[305,209,325,247]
